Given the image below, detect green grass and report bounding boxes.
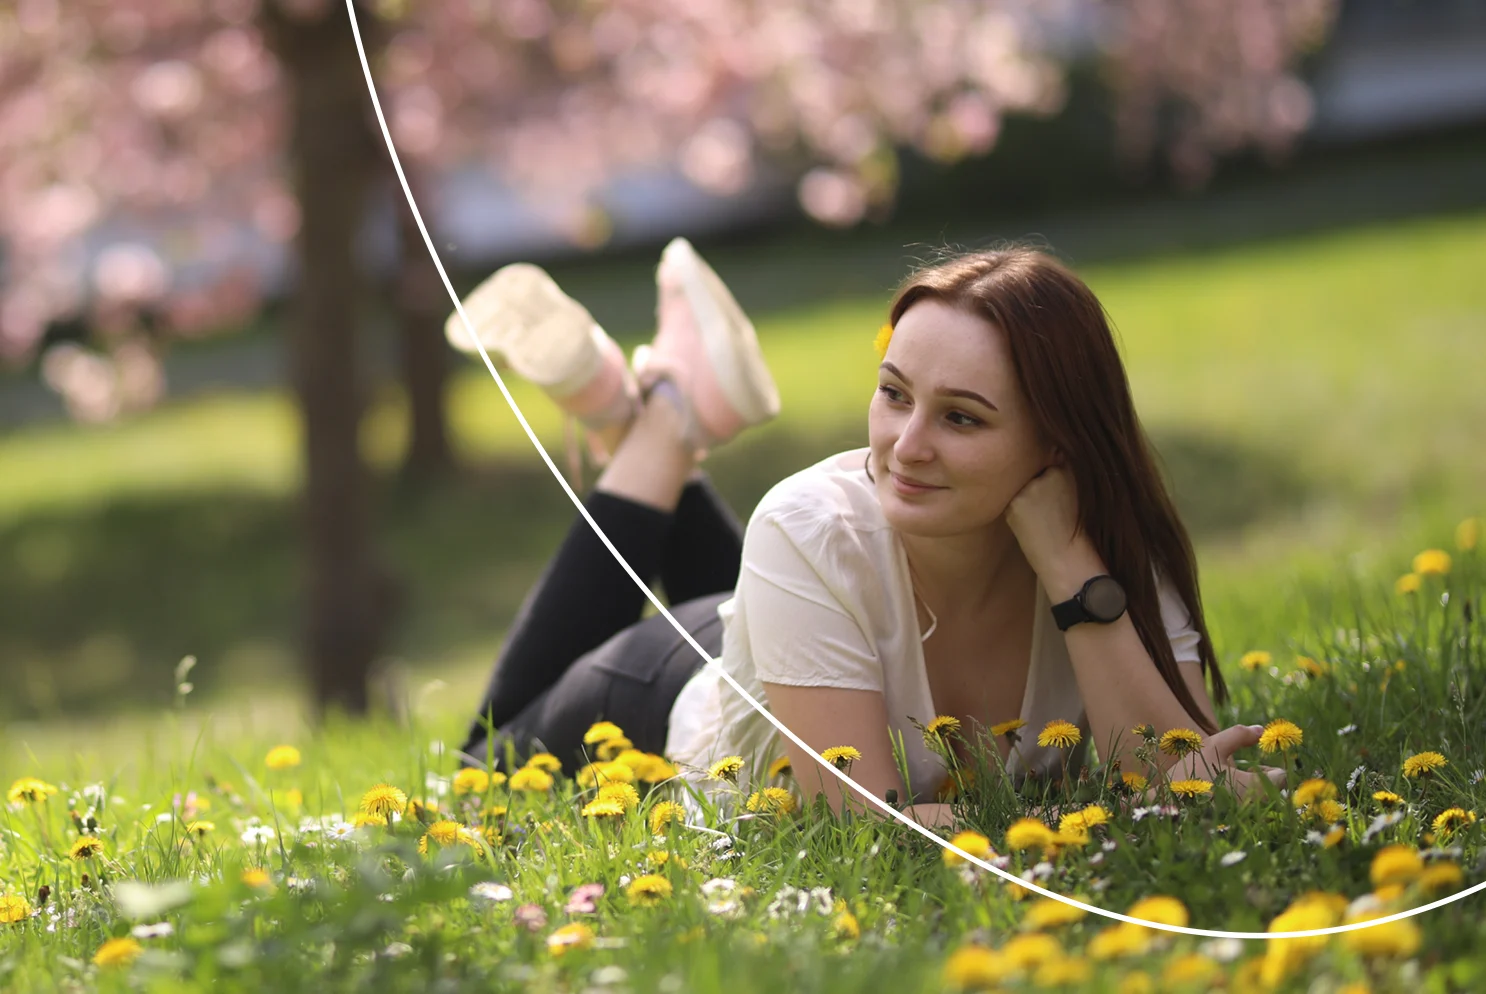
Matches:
[0,545,1483,992]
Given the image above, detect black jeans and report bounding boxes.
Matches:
[458,475,741,772]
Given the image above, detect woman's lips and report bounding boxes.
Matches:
[891,472,945,495]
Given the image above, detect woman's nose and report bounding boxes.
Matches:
[894,411,934,463]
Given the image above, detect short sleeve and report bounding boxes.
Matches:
[1155,572,1202,665]
[737,512,883,692]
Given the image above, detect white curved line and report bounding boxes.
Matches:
[342,0,1480,941]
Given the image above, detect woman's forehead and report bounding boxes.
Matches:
[887,300,1017,399]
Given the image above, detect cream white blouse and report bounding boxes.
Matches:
[663,447,1204,807]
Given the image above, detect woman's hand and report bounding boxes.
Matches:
[1004,457,1085,582]
[1166,723,1287,801]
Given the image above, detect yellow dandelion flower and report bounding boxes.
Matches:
[821,745,862,769]
[1417,861,1464,892]
[1059,804,1110,836]
[706,756,745,783]
[1005,817,1054,852]
[68,836,104,860]
[1001,932,1063,971]
[546,921,595,957]
[1120,771,1148,792]
[625,874,673,906]
[1395,572,1422,595]
[745,786,797,816]
[1034,957,1092,987]
[6,777,59,805]
[1402,751,1447,778]
[831,908,860,941]
[1126,895,1190,928]
[1432,807,1476,833]
[1292,778,1338,808]
[1037,719,1081,749]
[417,819,462,854]
[185,820,214,836]
[583,721,625,745]
[451,768,490,795]
[872,322,894,359]
[0,895,31,924]
[240,867,273,889]
[1412,549,1451,576]
[1162,953,1220,988]
[1457,517,1480,551]
[1131,723,1156,741]
[1168,779,1213,799]
[596,782,640,811]
[264,745,301,770]
[647,850,687,869]
[93,937,143,968]
[509,766,555,792]
[1313,800,1346,825]
[580,798,626,819]
[1157,728,1203,757]
[596,736,634,762]
[525,752,562,773]
[1240,650,1272,671]
[767,755,793,778]
[942,830,994,867]
[576,760,635,788]
[1296,655,1329,678]
[359,783,408,818]
[403,797,437,822]
[352,812,387,829]
[1370,844,1424,888]
[990,718,1027,738]
[1373,790,1404,808]
[1088,923,1152,960]
[648,800,687,835]
[1341,912,1421,958]
[1022,896,1087,929]
[924,715,961,741]
[633,754,678,782]
[487,770,508,789]
[1258,719,1304,753]
[941,945,1014,989]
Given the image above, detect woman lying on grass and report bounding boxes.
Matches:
[449,238,1285,829]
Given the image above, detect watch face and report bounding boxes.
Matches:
[1083,576,1127,620]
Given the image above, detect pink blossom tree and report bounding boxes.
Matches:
[0,0,1338,713]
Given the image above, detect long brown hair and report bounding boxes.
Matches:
[886,245,1227,734]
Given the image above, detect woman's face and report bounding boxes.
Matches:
[868,298,1053,539]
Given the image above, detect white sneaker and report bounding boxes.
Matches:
[634,238,780,452]
[445,263,638,432]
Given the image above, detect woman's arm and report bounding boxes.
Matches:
[761,682,915,819]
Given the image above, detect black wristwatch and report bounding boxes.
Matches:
[1051,575,1128,632]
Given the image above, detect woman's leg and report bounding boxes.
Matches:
[465,592,730,773]
[460,391,698,754]
[661,472,745,606]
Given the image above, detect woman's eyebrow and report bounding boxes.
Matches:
[879,361,999,411]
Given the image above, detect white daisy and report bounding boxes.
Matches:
[1220,851,1248,866]
[240,825,276,845]
[469,882,513,902]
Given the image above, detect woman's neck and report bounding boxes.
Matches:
[900,520,1032,620]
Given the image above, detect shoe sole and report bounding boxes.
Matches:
[661,238,781,427]
[445,263,604,397]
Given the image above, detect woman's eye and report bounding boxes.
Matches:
[947,411,981,427]
[876,385,904,403]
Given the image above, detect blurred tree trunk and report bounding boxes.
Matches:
[391,166,457,483]
[260,0,400,717]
